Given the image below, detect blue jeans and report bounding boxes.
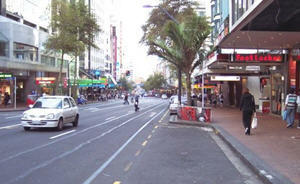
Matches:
[286,109,295,126]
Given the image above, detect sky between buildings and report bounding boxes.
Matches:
[120,0,161,81]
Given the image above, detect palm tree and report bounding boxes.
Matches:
[150,12,210,105]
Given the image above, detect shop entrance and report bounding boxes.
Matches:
[271,74,283,115]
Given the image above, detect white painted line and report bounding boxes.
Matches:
[105,116,116,121]
[83,108,165,184]
[49,130,76,140]
[5,115,22,119]
[149,112,156,118]
[0,124,21,130]
[0,103,162,164]
[5,103,166,184]
[90,105,124,112]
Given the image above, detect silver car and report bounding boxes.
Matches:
[21,96,79,131]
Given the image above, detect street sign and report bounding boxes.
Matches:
[0,73,13,79]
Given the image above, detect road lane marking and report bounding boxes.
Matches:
[49,130,76,140]
[0,102,165,166]
[159,110,169,123]
[135,150,141,156]
[105,116,116,121]
[90,105,124,112]
[0,124,21,130]
[142,140,148,147]
[124,162,133,172]
[147,135,152,139]
[5,115,22,119]
[149,112,156,117]
[113,181,121,184]
[5,104,167,184]
[83,108,165,184]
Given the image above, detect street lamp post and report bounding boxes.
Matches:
[143,5,182,104]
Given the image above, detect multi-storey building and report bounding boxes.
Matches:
[0,0,68,107]
[202,0,300,116]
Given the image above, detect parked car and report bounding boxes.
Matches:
[21,96,79,131]
[169,97,187,115]
[161,94,168,99]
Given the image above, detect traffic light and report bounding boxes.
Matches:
[126,70,130,76]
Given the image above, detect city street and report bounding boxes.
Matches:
[0,97,263,184]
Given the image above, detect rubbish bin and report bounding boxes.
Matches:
[178,106,212,123]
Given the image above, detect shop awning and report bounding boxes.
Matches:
[218,0,300,50]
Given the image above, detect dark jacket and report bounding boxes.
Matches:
[240,92,256,112]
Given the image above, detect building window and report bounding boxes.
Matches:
[0,33,8,57]
[0,41,8,57]
[41,55,56,67]
[13,43,38,62]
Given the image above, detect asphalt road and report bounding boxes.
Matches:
[0,97,263,184]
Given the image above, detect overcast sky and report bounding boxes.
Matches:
[119,0,161,80]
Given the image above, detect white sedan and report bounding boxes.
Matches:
[21,96,79,131]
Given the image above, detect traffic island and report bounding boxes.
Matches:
[169,114,294,184]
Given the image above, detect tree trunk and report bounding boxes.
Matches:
[186,73,192,106]
[56,51,64,95]
[72,54,78,99]
[178,68,182,104]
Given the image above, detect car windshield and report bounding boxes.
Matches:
[32,98,62,109]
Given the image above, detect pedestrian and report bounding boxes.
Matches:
[285,88,297,128]
[240,88,256,135]
[296,94,300,129]
[211,92,217,107]
[123,93,129,104]
[4,92,10,107]
[219,92,224,107]
[134,94,139,111]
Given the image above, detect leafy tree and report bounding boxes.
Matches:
[144,73,167,91]
[141,0,197,103]
[143,6,210,105]
[70,0,100,98]
[119,77,133,91]
[46,0,100,95]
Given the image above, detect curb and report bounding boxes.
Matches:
[169,115,294,184]
[0,108,28,112]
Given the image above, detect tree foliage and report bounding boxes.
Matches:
[119,77,133,91]
[45,0,100,95]
[141,1,210,105]
[144,73,167,91]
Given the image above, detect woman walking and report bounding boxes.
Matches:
[240,88,256,135]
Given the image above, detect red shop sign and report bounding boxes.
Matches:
[234,54,282,62]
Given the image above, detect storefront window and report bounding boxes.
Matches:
[13,42,38,62]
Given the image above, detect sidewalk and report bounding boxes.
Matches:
[170,107,299,184]
[0,104,28,112]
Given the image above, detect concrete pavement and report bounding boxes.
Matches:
[170,107,299,184]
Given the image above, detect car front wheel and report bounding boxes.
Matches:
[57,118,64,131]
[24,127,31,131]
[72,115,79,127]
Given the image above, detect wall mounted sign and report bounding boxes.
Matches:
[35,77,56,85]
[210,76,240,81]
[234,54,283,62]
[0,73,13,79]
